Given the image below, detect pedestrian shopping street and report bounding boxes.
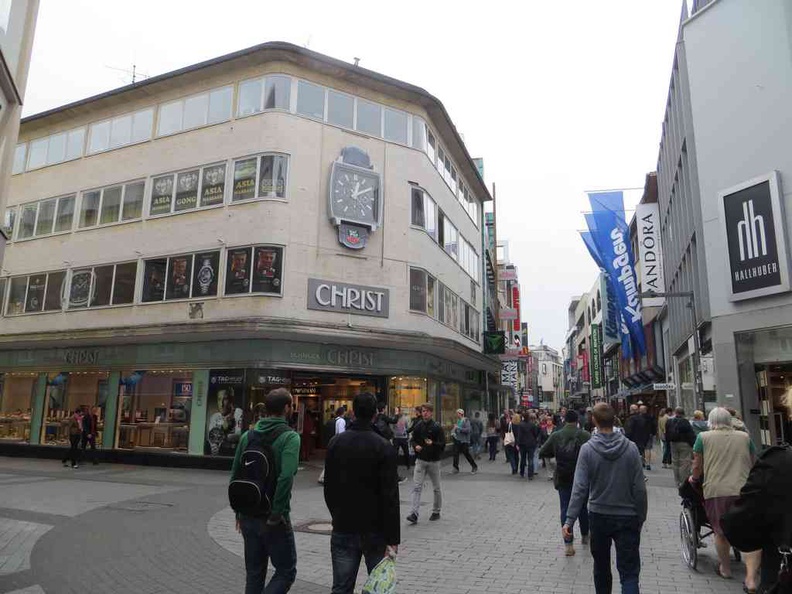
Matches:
[0,454,750,594]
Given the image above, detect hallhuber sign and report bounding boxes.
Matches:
[307,278,389,318]
[719,171,790,301]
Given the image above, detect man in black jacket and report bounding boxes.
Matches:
[324,393,399,593]
[666,407,696,487]
[625,404,652,470]
[515,412,541,479]
[407,403,446,524]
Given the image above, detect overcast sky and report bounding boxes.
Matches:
[23,0,684,352]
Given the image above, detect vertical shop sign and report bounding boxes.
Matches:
[501,359,518,391]
[636,203,665,306]
[511,284,521,333]
[590,324,603,389]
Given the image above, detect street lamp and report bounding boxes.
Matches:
[638,290,704,413]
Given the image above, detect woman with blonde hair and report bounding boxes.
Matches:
[691,407,760,590]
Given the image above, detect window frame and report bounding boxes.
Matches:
[147,161,228,218]
[229,152,290,204]
[4,269,70,316]
[11,194,78,241]
[88,109,152,155]
[156,86,232,138]
[223,244,285,298]
[140,250,222,304]
[236,75,292,118]
[64,261,139,312]
[77,180,146,230]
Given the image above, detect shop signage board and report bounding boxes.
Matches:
[501,359,518,391]
[511,285,521,332]
[483,331,506,354]
[500,307,518,320]
[653,383,676,390]
[636,203,666,307]
[719,171,791,301]
[307,278,389,318]
[500,268,517,281]
[590,324,603,389]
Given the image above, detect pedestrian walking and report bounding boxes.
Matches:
[515,412,540,479]
[658,408,672,468]
[392,407,411,470]
[470,411,484,460]
[641,405,656,470]
[691,410,709,435]
[324,392,400,594]
[229,388,300,594]
[407,403,446,524]
[690,407,760,589]
[625,404,651,469]
[503,415,518,475]
[666,407,696,487]
[564,402,647,594]
[540,409,591,556]
[319,406,347,485]
[80,406,99,465]
[61,409,83,468]
[451,409,478,474]
[485,413,500,461]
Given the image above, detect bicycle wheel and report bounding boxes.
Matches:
[680,508,698,570]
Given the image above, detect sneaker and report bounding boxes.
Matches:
[317,479,324,485]
[565,544,576,556]
[471,467,478,475]
[429,513,441,521]
[581,535,589,545]
[406,513,418,525]
[72,464,79,469]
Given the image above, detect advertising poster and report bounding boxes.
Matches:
[142,259,167,302]
[150,175,174,216]
[174,170,199,212]
[25,274,46,312]
[192,251,220,297]
[251,246,283,294]
[225,248,251,295]
[201,164,226,207]
[205,369,247,456]
[232,158,257,201]
[166,255,193,300]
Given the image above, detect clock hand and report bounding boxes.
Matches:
[352,186,374,198]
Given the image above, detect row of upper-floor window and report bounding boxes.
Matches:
[13,74,481,228]
[3,152,289,241]
[408,267,480,343]
[0,243,285,317]
[410,185,479,281]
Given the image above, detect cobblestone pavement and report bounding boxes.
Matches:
[0,454,754,593]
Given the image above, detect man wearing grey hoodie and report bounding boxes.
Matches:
[563,403,647,594]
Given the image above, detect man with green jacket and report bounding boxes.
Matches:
[539,409,591,556]
[230,388,301,594]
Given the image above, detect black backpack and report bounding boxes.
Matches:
[376,414,394,441]
[228,425,291,517]
[554,439,581,484]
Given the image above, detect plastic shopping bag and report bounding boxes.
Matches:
[362,556,396,594]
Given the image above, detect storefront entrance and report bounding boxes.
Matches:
[756,362,792,446]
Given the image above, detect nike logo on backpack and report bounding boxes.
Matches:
[245,460,255,466]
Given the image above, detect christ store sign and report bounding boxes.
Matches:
[307,278,389,318]
[719,171,790,301]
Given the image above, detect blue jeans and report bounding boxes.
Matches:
[558,487,589,543]
[486,436,498,460]
[240,516,297,594]
[330,532,386,594]
[589,512,642,594]
[505,445,518,473]
[519,446,536,477]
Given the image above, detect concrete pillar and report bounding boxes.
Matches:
[29,372,47,444]
[102,371,120,450]
[188,370,209,456]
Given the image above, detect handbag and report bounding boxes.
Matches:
[503,422,515,447]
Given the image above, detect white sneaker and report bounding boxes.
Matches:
[72,464,79,469]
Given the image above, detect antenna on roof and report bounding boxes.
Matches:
[105,63,149,85]
[353,57,361,67]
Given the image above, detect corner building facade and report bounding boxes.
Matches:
[0,42,495,462]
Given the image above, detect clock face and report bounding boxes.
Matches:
[330,163,380,228]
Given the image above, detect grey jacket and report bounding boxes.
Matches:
[452,417,471,444]
[565,430,647,527]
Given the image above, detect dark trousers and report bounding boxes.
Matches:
[330,531,386,594]
[62,434,81,467]
[453,441,477,471]
[589,512,642,594]
[559,487,589,543]
[81,433,97,464]
[486,436,498,460]
[662,439,672,465]
[393,438,410,467]
[519,446,536,477]
[505,445,518,473]
[240,516,297,594]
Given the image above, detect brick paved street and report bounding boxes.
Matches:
[0,454,754,593]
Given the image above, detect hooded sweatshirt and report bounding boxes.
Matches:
[564,430,647,528]
[230,417,300,521]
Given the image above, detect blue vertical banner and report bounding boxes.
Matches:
[585,192,647,357]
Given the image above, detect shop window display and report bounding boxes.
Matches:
[118,370,192,451]
[0,372,37,442]
[388,376,427,413]
[41,371,108,445]
[204,369,247,456]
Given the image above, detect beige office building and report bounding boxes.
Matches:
[0,42,495,463]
